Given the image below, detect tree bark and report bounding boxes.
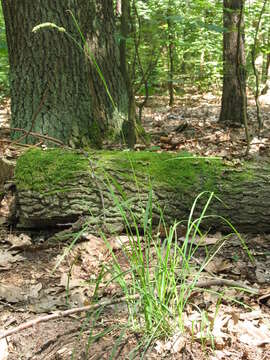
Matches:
[219,0,247,125]
[10,148,270,234]
[261,54,270,95]
[167,0,174,107]
[119,0,136,148]
[1,0,129,147]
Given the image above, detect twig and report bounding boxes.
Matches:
[7,128,64,146]
[249,141,270,146]
[0,294,140,340]
[0,139,32,148]
[194,278,258,294]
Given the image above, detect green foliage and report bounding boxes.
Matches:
[125,0,270,96]
[2,0,270,103]
[17,148,255,202]
[0,3,9,100]
[245,0,270,92]
[127,0,224,95]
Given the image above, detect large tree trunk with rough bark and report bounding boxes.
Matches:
[1,0,130,147]
[5,148,270,235]
[219,0,247,124]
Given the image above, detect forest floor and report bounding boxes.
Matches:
[0,93,270,359]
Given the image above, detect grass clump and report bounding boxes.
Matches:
[100,186,250,355]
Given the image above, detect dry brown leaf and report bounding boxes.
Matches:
[108,235,133,250]
[28,283,43,299]
[211,314,231,345]
[6,233,32,250]
[0,338,8,360]
[0,250,24,269]
[237,320,270,346]
[239,310,264,321]
[205,258,233,274]
[210,349,236,360]
[60,273,85,290]
[0,283,25,303]
[0,193,15,220]
[178,232,222,246]
[155,331,185,355]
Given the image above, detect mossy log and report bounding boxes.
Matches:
[13,148,270,234]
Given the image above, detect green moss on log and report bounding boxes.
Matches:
[15,148,89,192]
[15,148,257,198]
[15,148,228,195]
[95,151,225,192]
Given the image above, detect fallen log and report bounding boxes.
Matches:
[11,148,270,234]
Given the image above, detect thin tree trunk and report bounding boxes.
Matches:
[119,0,136,148]
[167,0,174,106]
[220,0,247,125]
[261,54,270,95]
[236,0,250,154]
[251,0,267,133]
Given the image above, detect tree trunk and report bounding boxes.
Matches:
[261,54,270,95]
[167,0,174,107]
[119,0,136,148]
[219,0,247,125]
[10,148,270,234]
[1,0,130,147]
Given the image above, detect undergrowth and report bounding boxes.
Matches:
[102,189,249,349]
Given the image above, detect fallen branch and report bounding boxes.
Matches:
[0,276,258,340]
[0,139,32,148]
[195,278,258,294]
[0,294,140,340]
